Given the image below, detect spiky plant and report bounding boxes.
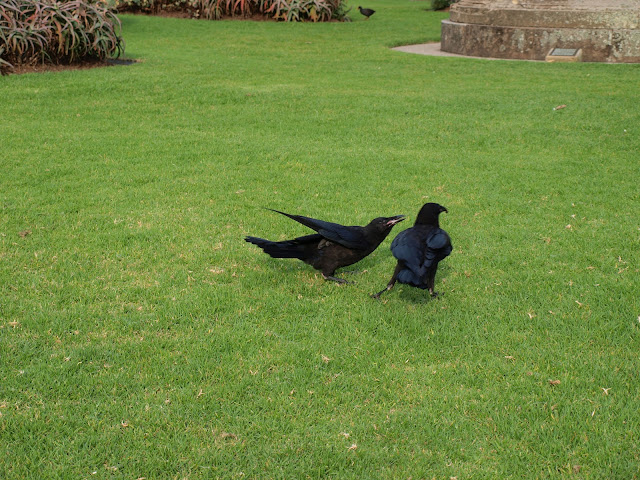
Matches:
[0,0,124,73]
[113,0,349,21]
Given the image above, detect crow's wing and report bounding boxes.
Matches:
[391,227,430,278]
[268,209,368,249]
[391,226,452,277]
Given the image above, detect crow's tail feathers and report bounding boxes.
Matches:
[245,236,311,259]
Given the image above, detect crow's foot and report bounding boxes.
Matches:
[323,274,351,284]
[372,284,394,299]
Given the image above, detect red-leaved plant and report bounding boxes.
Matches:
[115,0,350,21]
[0,0,124,74]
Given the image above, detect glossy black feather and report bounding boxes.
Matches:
[246,209,405,282]
[391,225,452,289]
[266,209,370,250]
[373,202,451,298]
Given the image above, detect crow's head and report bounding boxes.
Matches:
[415,203,447,226]
[367,215,406,235]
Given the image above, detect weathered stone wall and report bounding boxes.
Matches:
[441,0,640,62]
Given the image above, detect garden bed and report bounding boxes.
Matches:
[0,0,124,75]
[114,0,350,22]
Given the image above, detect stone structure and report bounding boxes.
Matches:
[441,0,640,63]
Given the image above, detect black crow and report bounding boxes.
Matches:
[358,6,375,19]
[373,203,452,298]
[245,209,405,283]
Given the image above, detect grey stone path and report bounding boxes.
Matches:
[392,42,540,61]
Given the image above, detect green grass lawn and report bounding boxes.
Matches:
[2,2,640,478]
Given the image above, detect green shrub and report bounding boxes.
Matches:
[430,0,454,11]
[113,0,350,21]
[0,0,124,74]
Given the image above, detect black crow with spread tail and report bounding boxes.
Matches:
[245,209,405,283]
[373,203,452,298]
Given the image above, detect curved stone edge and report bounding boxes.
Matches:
[450,4,640,30]
[441,19,640,63]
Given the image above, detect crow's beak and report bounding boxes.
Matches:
[386,215,406,226]
[442,207,448,213]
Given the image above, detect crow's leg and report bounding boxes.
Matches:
[322,273,351,284]
[426,267,440,297]
[372,263,402,299]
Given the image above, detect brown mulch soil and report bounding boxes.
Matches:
[119,7,277,21]
[5,58,138,76]
[8,60,110,76]
[119,7,193,18]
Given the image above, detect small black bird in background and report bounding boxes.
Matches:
[245,209,405,283]
[373,203,452,299]
[358,6,375,19]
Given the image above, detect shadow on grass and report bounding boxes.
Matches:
[258,256,372,282]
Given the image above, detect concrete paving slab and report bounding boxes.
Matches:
[391,42,540,61]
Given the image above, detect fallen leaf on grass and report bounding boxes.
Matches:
[553,104,567,110]
[220,432,238,441]
[18,230,31,238]
[348,443,357,451]
[549,379,561,386]
[504,355,515,360]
